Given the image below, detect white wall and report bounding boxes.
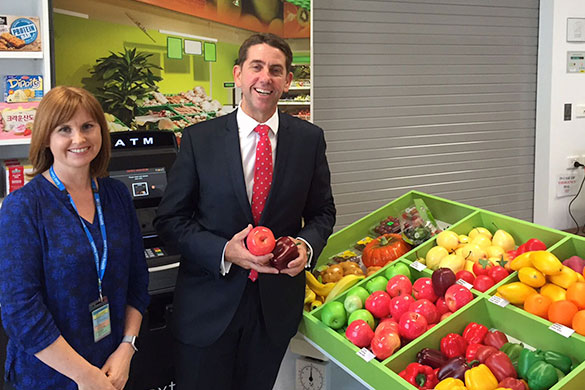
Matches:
[535,0,585,230]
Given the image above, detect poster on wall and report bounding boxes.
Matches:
[133,0,309,38]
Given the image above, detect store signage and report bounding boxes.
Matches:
[223,82,235,88]
[357,347,376,362]
[455,279,473,290]
[409,261,427,272]
[549,323,575,338]
[488,295,510,308]
[111,131,176,149]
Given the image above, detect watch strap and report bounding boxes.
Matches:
[121,335,138,351]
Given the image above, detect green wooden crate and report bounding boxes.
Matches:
[301,191,585,390]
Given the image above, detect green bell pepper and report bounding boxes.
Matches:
[500,342,523,371]
[543,350,572,374]
[526,360,559,390]
[518,348,544,379]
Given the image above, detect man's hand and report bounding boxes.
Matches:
[280,238,308,277]
[225,225,279,274]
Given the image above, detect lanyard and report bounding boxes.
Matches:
[49,166,108,300]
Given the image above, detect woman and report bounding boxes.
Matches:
[0,86,150,390]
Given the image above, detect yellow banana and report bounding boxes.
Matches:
[305,271,336,296]
[310,300,323,311]
[304,285,316,305]
[325,274,365,303]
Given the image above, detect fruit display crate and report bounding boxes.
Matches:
[299,191,585,390]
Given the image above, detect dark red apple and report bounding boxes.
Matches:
[398,311,428,340]
[375,318,399,337]
[412,277,438,302]
[370,331,401,360]
[365,291,392,318]
[409,298,439,324]
[386,275,412,297]
[435,297,450,316]
[389,294,415,321]
[246,226,276,255]
[444,284,474,312]
[345,319,374,348]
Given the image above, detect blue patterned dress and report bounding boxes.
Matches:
[0,175,150,389]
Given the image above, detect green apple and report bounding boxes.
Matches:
[320,301,346,330]
[343,294,363,314]
[384,262,412,281]
[348,309,375,329]
[346,286,370,305]
[366,276,388,294]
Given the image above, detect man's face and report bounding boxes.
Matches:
[233,43,292,123]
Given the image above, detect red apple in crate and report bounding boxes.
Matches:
[386,275,412,297]
[398,311,428,340]
[441,312,453,321]
[389,294,415,321]
[413,277,438,302]
[409,298,439,324]
[375,318,400,337]
[365,291,392,318]
[435,297,450,316]
[345,319,374,348]
[370,331,401,360]
[444,284,474,312]
[246,226,276,255]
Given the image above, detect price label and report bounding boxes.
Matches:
[549,323,575,338]
[456,279,473,290]
[357,347,376,362]
[410,261,427,272]
[488,295,510,308]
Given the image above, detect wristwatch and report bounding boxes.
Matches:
[121,335,139,352]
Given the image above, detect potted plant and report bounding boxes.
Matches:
[89,47,162,126]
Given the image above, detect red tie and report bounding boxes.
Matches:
[249,124,273,281]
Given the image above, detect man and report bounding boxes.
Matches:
[154,33,335,390]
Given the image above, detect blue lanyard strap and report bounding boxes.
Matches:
[49,166,108,300]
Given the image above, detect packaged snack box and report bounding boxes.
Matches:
[3,75,43,103]
[0,16,41,52]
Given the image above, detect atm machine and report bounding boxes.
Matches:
[107,130,179,390]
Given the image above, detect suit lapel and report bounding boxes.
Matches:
[224,111,255,223]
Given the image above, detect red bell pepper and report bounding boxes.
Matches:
[270,236,299,270]
[476,345,499,363]
[485,350,517,382]
[516,243,527,256]
[499,377,527,390]
[398,363,438,390]
[507,249,518,260]
[440,333,468,359]
[483,329,508,349]
[462,322,488,344]
[523,238,546,252]
[466,343,483,362]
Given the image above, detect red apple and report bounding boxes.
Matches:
[473,275,495,292]
[345,319,374,348]
[365,291,392,318]
[246,226,276,255]
[441,312,453,321]
[389,294,415,321]
[412,277,438,302]
[370,331,401,360]
[409,299,439,324]
[398,311,428,340]
[444,284,474,312]
[375,318,399,337]
[435,297,450,316]
[386,275,412,297]
[455,270,475,285]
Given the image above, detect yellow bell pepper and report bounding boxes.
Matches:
[518,266,546,288]
[494,388,513,390]
[496,282,537,305]
[548,265,579,289]
[510,252,533,270]
[540,283,567,302]
[531,251,563,275]
[465,364,499,390]
[436,377,466,390]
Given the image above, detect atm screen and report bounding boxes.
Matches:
[110,167,167,202]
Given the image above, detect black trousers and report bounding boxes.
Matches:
[174,280,290,390]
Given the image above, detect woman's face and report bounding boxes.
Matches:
[49,108,102,174]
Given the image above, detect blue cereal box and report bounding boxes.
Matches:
[3,75,43,103]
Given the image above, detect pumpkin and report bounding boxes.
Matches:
[361,233,411,268]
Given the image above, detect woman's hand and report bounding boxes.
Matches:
[76,365,117,390]
[101,343,135,390]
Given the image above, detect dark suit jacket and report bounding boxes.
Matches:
[154,110,336,347]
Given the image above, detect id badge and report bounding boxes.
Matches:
[89,296,111,343]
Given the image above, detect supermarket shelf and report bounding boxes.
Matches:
[0,138,31,146]
[289,86,310,90]
[0,52,43,59]
[278,101,310,105]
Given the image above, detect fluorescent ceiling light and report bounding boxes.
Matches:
[54,8,89,19]
[159,29,217,42]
